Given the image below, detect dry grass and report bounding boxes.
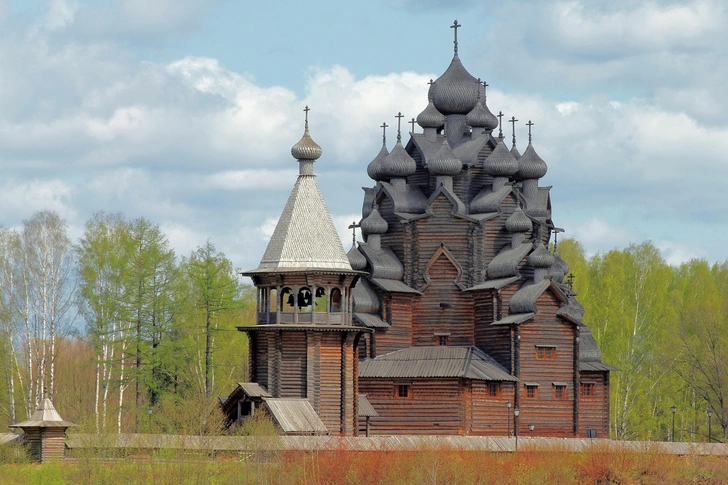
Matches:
[1,440,727,484]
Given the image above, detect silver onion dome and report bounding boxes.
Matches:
[431,56,481,115]
[360,206,388,235]
[517,143,548,179]
[483,139,519,177]
[510,144,522,160]
[465,100,498,130]
[528,242,555,268]
[367,143,389,181]
[505,206,532,234]
[291,119,322,161]
[380,139,416,179]
[347,246,367,270]
[429,141,462,176]
[417,98,445,129]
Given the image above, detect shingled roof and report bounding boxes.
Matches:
[359,346,517,382]
[9,398,76,428]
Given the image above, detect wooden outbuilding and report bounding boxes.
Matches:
[9,398,76,462]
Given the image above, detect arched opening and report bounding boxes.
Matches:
[281,287,294,312]
[315,287,327,313]
[298,287,312,313]
[269,288,278,312]
[330,288,342,312]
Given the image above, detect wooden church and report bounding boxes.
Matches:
[222,22,615,438]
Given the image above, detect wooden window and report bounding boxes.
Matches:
[525,385,539,399]
[554,385,566,399]
[536,346,556,360]
[436,335,449,346]
[488,383,500,397]
[581,383,595,396]
[396,385,410,398]
[298,287,312,312]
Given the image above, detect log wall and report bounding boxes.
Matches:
[578,371,610,438]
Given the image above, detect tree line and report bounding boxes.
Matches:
[0,211,255,433]
[560,239,728,442]
[1,211,727,441]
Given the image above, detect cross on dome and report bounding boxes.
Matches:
[509,116,519,146]
[395,112,404,140]
[409,117,416,133]
[451,20,461,54]
[526,120,534,143]
[497,111,504,138]
[380,122,388,144]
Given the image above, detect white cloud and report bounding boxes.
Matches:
[258,218,278,241]
[205,169,298,190]
[657,240,707,266]
[0,180,77,221]
[568,218,636,253]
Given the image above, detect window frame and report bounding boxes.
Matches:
[581,382,595,397]
[535,345,557,360]
[395,384,411,399]
[525,384,539,399]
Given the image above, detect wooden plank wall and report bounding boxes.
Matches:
[413,251,474,346]
[473,291,512,371]
[471,381,517,436]
[378,196,405,264]
[280,332,307,398]
[319,333,343,433]
[578,371,610,438]
[516,291,577,437]
[255,333,269,391]
[359,378,462,435]
[375,294,414,355]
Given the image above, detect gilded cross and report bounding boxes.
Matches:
[451,20,461,54]
[509,116,519,146]
[526,120,534,143]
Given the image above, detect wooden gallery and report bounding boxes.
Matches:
[221,23,615,438]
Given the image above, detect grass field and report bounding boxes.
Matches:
[1,442,728,484]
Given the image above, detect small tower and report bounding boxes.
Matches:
[239,107,369,435]
[9,398,76,462]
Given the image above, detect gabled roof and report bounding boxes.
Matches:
[263,398,328,435]
[352,278,380,313]
[524,186,551,218]
[377,181,427,214]
[9,398,76,428]
[487,243,531,279]
[470,186,512,214]
[359,346,517,382]
[452,134,490,166]
[425,184,467,216]
[254,175,352,272]
[509,279,567,314]
[409,133,444,167]
[580,362,619,372]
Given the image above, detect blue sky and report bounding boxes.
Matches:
[1,0,727,271]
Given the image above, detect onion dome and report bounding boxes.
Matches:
[505,206,532,234]
[549,251,570,282]
[380,139,416,178]
[465,100,498,130]
[367,143,389,181]
[429,141,462,176]
[483,138,519,177]
[517,143,548,179]
[291,115,322,161]
[360,205,388,236]
[528,242,555,268]
[510,144,521,160]
[431,55,480,115]
[417,98,445,129]
[347,246,367,270]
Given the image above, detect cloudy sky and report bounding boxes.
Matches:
[0,0,726,272]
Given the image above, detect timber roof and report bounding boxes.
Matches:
[492,312,535,325]
[254,174,352,272]
[580,362,619,372]
[370,278,421,294]
[264,398,328,435]
[352,277,380,313]
[487,243,531,279]
[359,346,517,382]
[508,279,553,313]
[466,276,520,291]
[9,398,76,428]
[359,244,404,280]
[358,395,379,417]
[354,312,390,328]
